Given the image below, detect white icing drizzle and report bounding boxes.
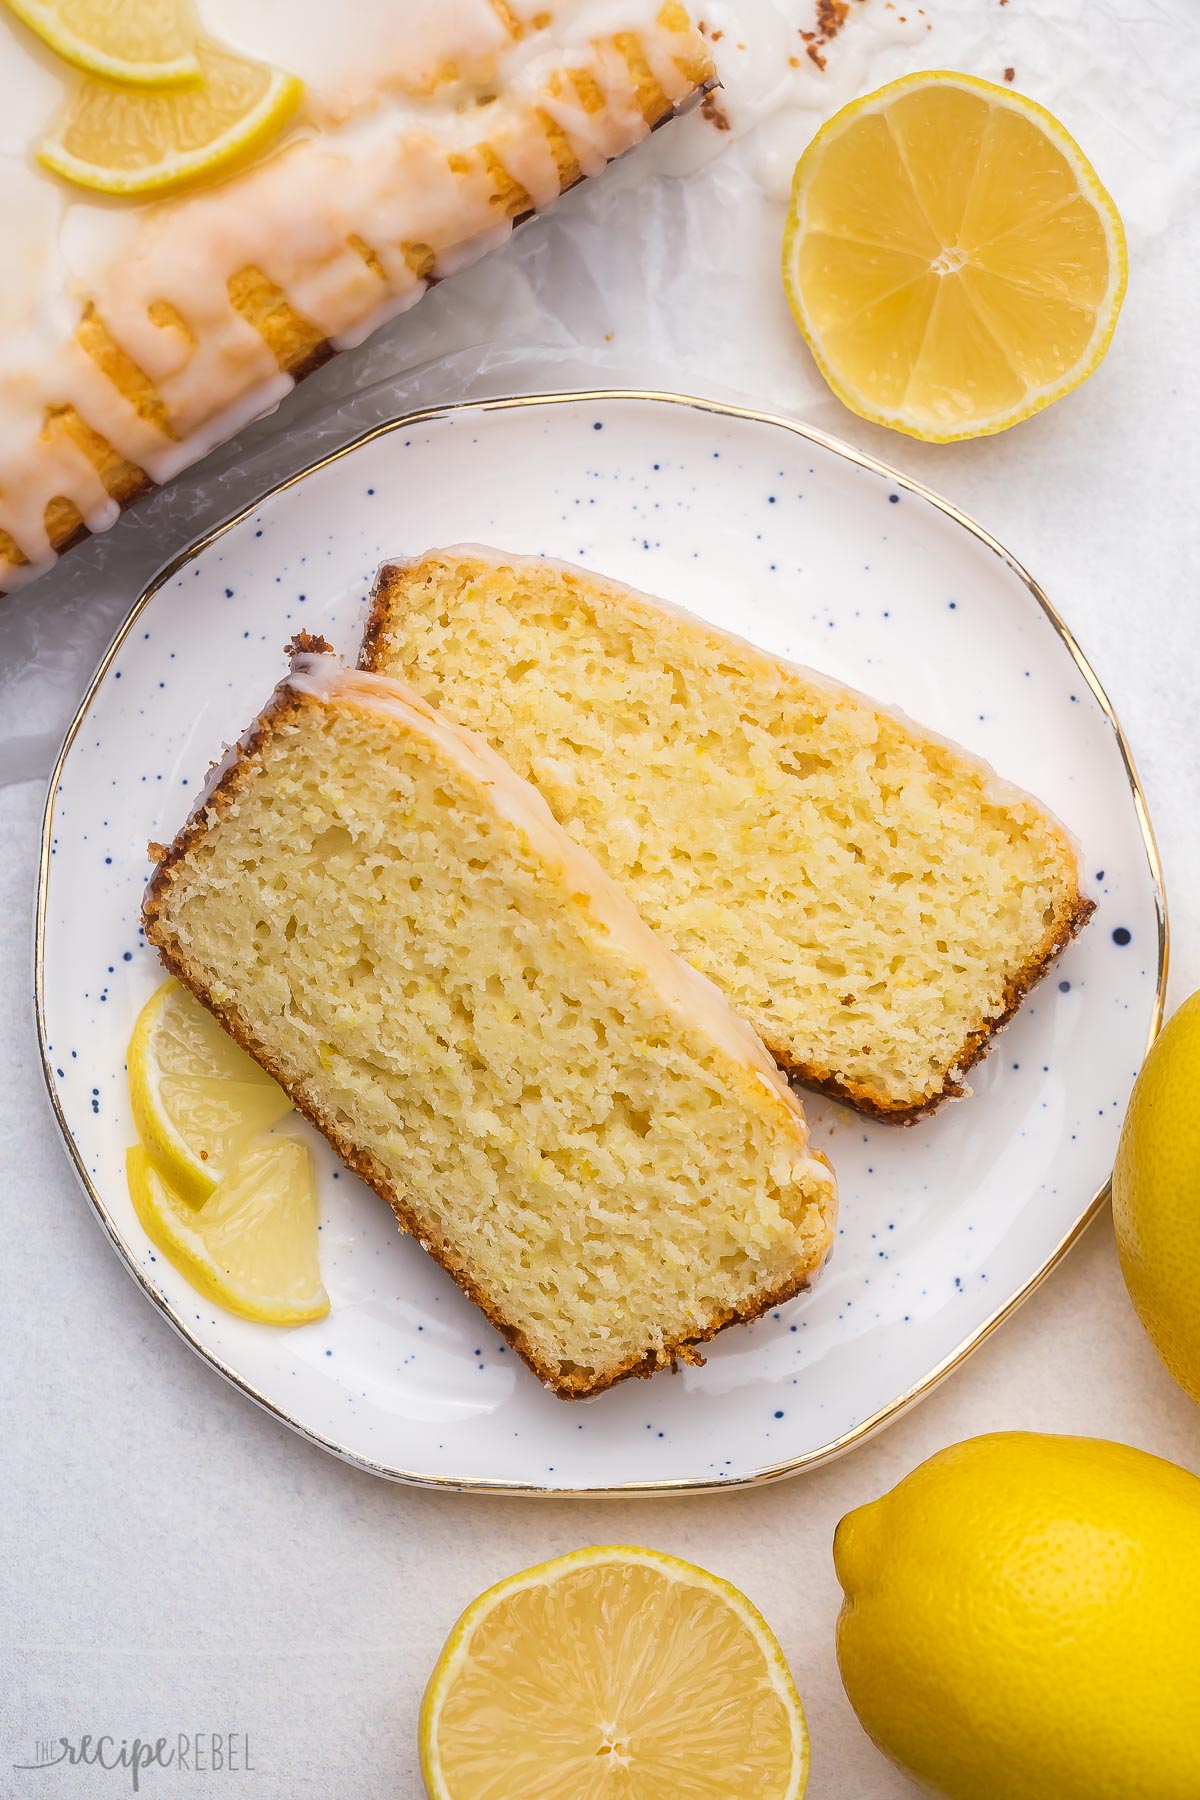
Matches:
[0,0,711,585]
[283,646,835,1201]
[200,0,513,108]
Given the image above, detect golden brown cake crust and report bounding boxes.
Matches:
[142,647,825,1400]
[361,559,1095,1126]
[768,888,1095,1124]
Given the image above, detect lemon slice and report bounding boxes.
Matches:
[38,39,302,197]
[128,977,292,1207]
[782,72,1127,441]
[420,1545,809,1799]
[3,0,201,87]
[127,1139,329,1325]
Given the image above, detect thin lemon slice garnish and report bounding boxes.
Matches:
[420,1545,809,1799]
[38,38,302,197]
[3,0,201,87]
[782,72,1127,441]
[128,977,293,1207]
[127,1139,329,1326]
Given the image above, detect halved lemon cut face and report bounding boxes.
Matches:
[3,0,201,87]
[38,39,302,197]
[783,72,1127,441]
[127,1139,329,1326]
[420,1546,809,1799]
[128,978,293,1207]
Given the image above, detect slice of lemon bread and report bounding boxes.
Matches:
[143,640,836,1398]
[361,549,1093,1122]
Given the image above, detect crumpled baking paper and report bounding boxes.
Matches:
[0,0,1196,787]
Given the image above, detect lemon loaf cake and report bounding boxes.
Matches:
[0,3,711,591]
[362,549,1094,1122]
[142,640,837,1397]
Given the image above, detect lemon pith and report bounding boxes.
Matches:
[3,0,201,87]
[38,39,303,197]
[1112,989,1200,1403]
[782,72,1127,442]
[420,1545,809,1799]
[128,977,293,1206]
[127,1139,328,1325]
[834,1432,1200,1800]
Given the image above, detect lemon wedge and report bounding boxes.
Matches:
[38,38,302,197]
[420,1545,809,1798]
[782,72,1127,441]
[127,1139,329,1325]
[128,978,293,1208]
[3,0,201,87]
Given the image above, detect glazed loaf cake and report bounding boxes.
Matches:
[0,3,712,590]
[143,642,837,1398]
[361,548,1094,1122]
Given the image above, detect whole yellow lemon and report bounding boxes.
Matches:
[834,1432,1200,1800]
[1112,988,1200,1403]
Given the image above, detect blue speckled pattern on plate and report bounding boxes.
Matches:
[37,393,1166,1494]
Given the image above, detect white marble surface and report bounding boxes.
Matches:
[4,0,1200,1793]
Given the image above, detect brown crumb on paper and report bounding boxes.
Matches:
[797,0,852,74]
[1004,65,1015,80]
[816,0,850,35]
[701,90,731,130]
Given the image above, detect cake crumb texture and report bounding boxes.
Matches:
[143,658,836,1396]
[362,549,1093,1121]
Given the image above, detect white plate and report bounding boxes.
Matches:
[37,392,1166,1495]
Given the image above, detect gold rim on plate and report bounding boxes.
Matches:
[34,389,1169,1497]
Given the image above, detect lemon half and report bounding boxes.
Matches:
[4,0,201,87]
[128,977,293,1207]
[783,72,1127,441]
[420,1545,809,1799]
[127,1138,328,1325]
[38,38,302,197]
